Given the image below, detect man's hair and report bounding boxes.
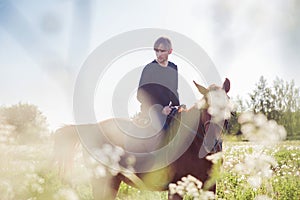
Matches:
[154,37,172,50]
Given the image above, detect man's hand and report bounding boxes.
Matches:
[162,106,172,115]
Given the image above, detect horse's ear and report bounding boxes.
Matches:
[193,80,208,95]
[223,78,230,93]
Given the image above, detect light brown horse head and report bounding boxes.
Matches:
[193,78,230,96]
[192,78,231,157]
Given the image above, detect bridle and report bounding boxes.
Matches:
[170,107,224,154]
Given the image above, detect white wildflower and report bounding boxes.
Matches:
[53,188,79,200]
[0,180,14,200]
[206,90,234,123]
[239,112,287,142]
[196,180,203,189]
[94,165,106,178]
[241,123,256,136]
[91,144,133,177]
[199,190,215,200]
[238,111,254,124]
[253,113,267,127]
[27,197,37,200]
[109,164,121,176]
[247,175,262,189]
[181,176,187,182]
[86,156,98,167]
[37,177,45,184]
[126,155,136,166]
[187,174,198,183]
[254,195,272,200]
[168,175,212,199]
[102,143,113,155]
[206,152,223,164]
[31,183,44,194]
[114,146,125,156]
[168,183,177,195]
[110,153,121,163]
[277,125,287,141]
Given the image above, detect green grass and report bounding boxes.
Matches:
[0,141,299,199]
[116,141,300,200]
[217,141,300,200]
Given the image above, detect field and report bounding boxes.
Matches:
[0,139,299,200]
[217,141,300,200]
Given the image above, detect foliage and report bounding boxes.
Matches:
[229,76,300,138]
[248,76,275,118]
[0,103,49,144]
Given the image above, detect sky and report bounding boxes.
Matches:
[0,0,299,130]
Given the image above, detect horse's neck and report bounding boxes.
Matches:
[182,108,208,151]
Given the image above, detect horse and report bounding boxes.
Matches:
[53,78,231,200]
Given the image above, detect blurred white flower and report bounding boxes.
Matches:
[234,150,277,189]
[199,190,215,200]
[254,195,272,200]
[206,152,223,164]
[206,90,235,123]
[102,143,113,155]
[114,146,125,157]
[110,153,121,163]
[241,123,256,136]
[31,183,44,194]
[238,111,287,143]
[94,165,106,178]
[247,175,262,189]
[27,197,37,200]
[253,113,267,127]
[238,111,255,124]
[168,175,214,199]
[187,174,198,183]
[53,188,79,200]
[0,180,14,200]
[126,155,136,166]
[90,144,135,178]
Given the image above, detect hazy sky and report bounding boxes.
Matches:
[0,0,299,130]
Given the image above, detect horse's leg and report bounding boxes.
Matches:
[91,176,120,200]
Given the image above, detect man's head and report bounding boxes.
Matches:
[153,37,173,66]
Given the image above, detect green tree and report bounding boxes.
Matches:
[248,76,276,120]
[245,76,300,138]
[272,78,300,137]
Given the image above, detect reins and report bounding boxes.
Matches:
[170,109,224,153]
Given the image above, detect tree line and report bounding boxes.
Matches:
[228,76,300,139]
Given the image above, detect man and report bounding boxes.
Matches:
[136,36,180,129]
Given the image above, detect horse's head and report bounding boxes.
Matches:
[192,78,231,157]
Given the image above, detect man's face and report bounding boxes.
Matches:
[154,43,171,65]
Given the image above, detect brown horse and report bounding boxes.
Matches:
[53,79,231,200]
